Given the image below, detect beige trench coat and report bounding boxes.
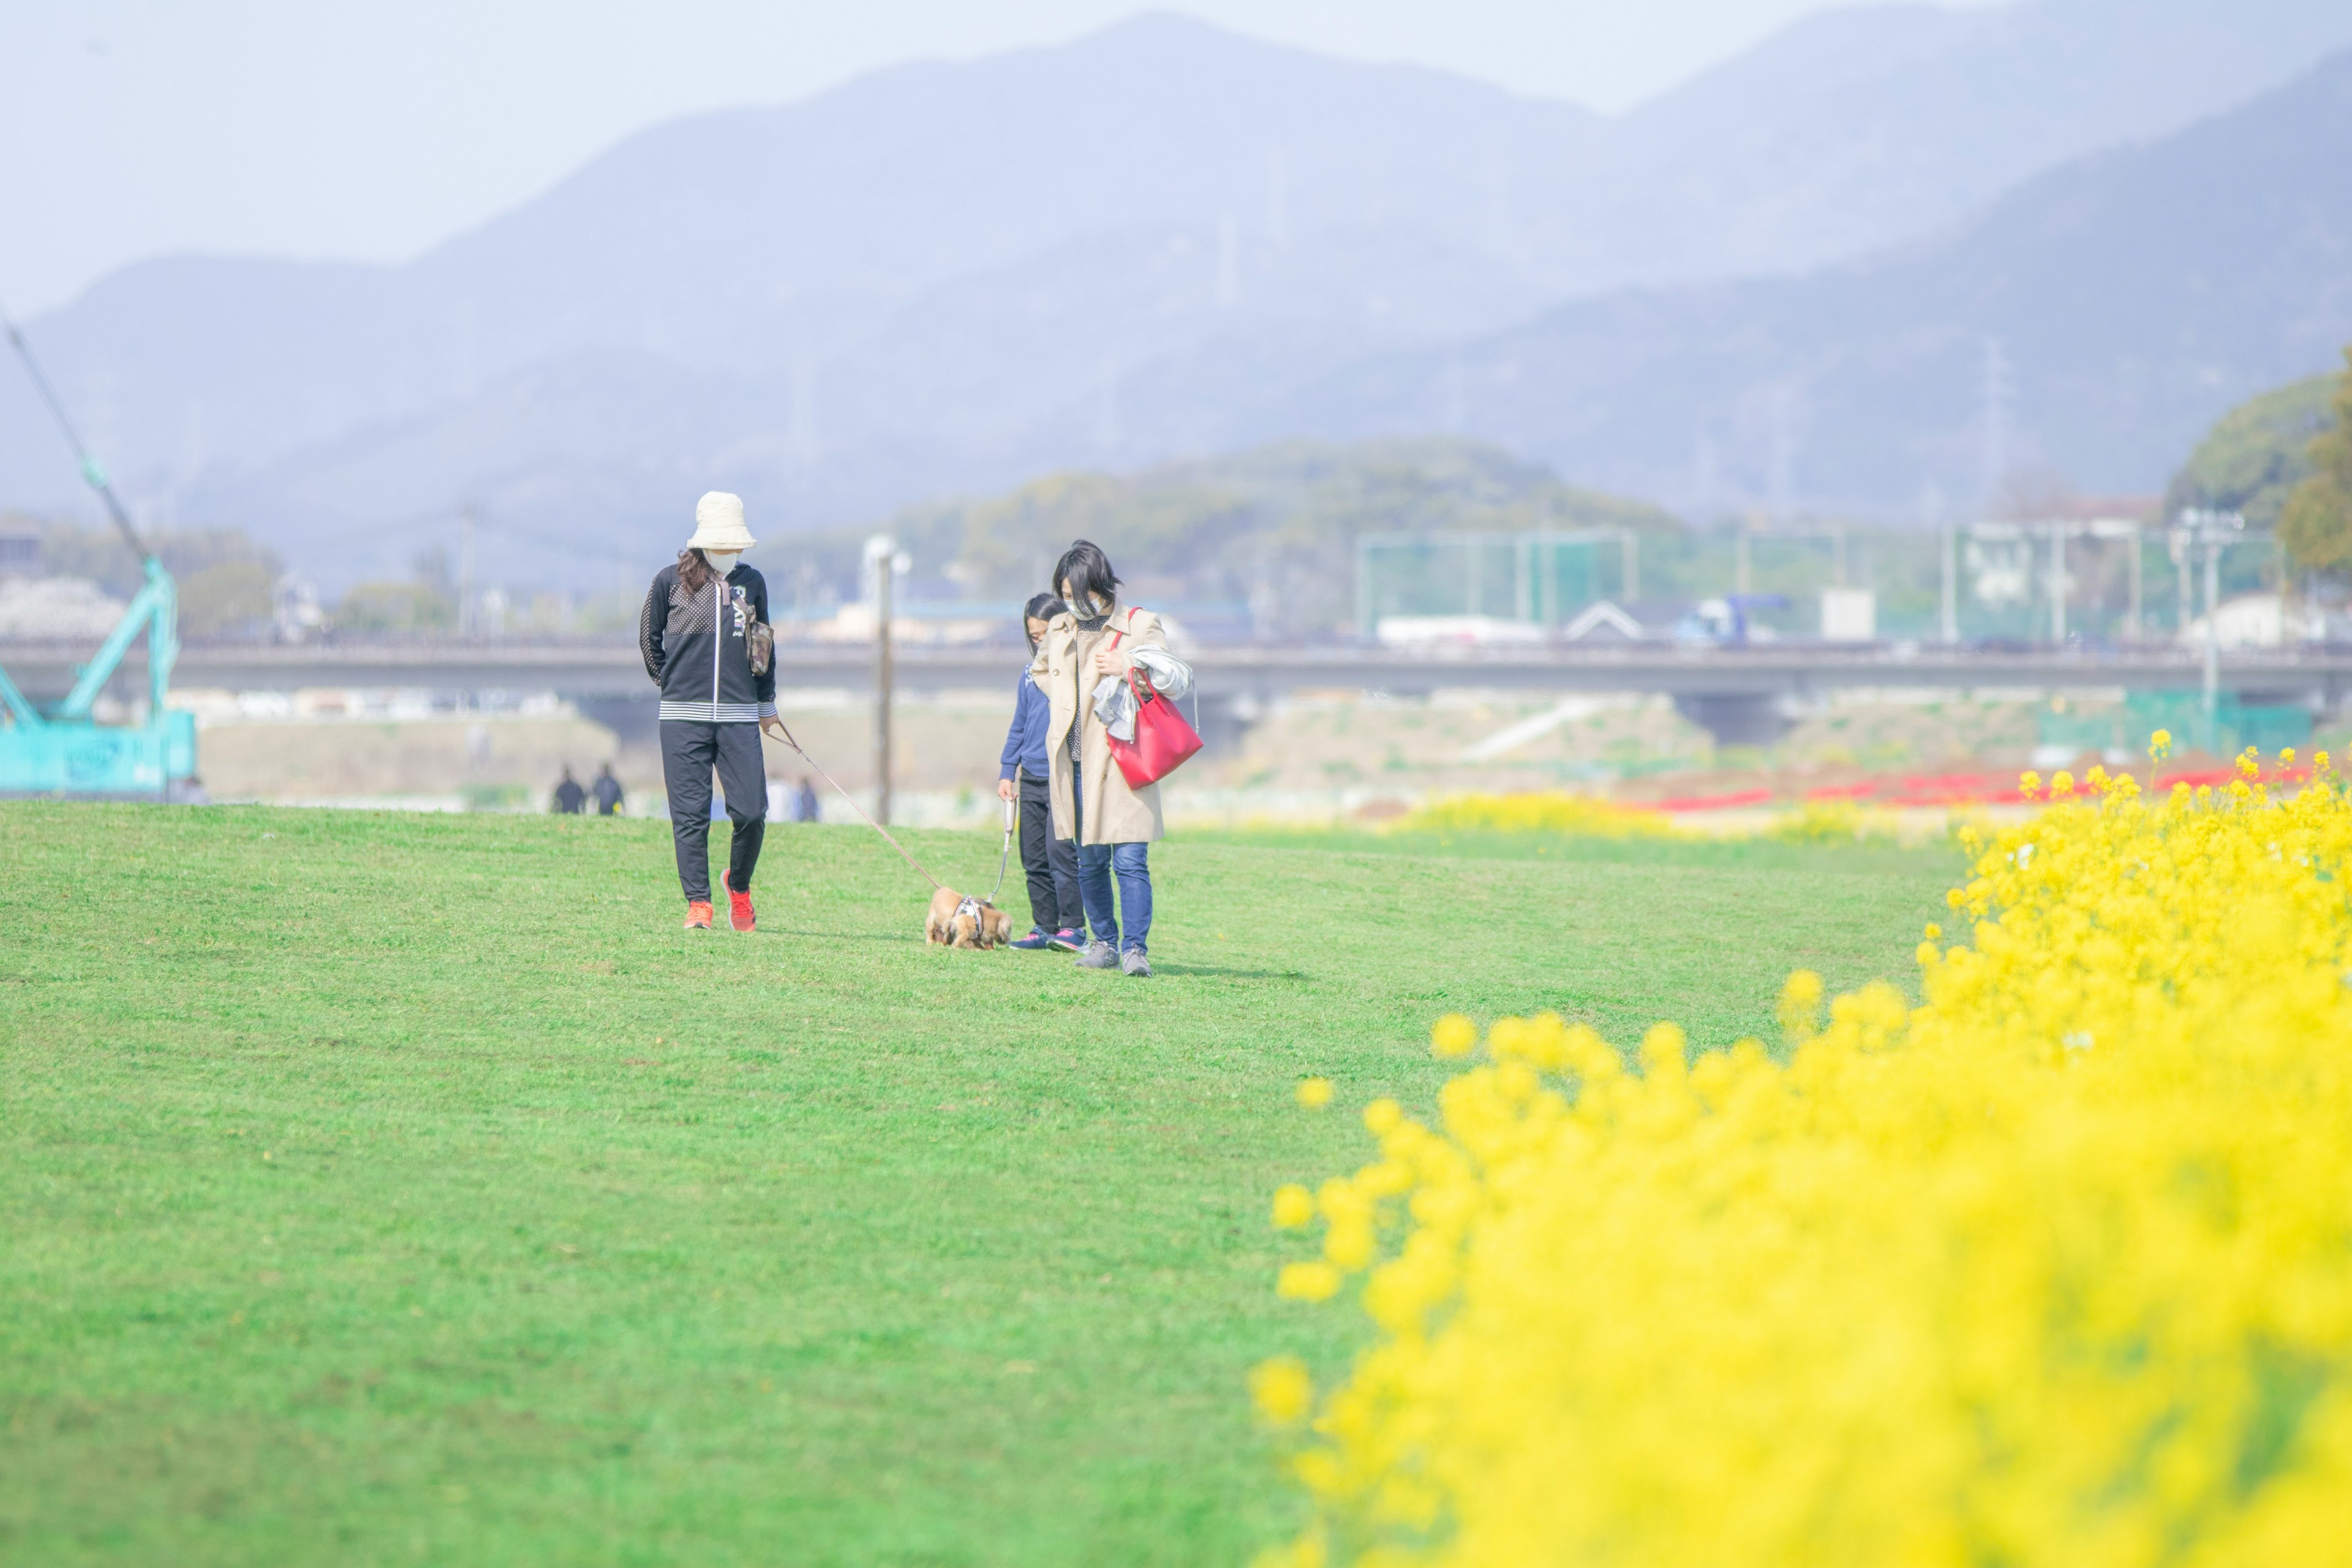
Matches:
[1031,601,1168,846]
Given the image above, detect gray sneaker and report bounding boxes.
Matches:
[1121,947,1152,978]
[1075,939,1120,970]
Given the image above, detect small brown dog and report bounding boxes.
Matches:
[925,886,1014,949]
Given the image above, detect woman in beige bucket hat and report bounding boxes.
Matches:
[638,492,786,930]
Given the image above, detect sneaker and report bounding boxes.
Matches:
[1009,929,1053,951]
[1121,947,1152,978]
[723,872,755,933]
[683,900,715,930]
[1074,939,1120,970]
[1049,928,1087,952]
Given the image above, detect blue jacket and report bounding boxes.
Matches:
[1000,666,1050,780]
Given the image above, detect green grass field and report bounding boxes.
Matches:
[1,804,1952,1566]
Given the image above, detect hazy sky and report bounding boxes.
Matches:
[2,1,2010,315]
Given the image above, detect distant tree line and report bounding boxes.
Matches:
[2166,345,2352,576]
[767,437,1684,638]
[2280,350,2352,574]
[14,518,281,638]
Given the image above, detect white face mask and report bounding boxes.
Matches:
[700,549,741,575]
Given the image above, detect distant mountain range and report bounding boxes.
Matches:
[1286,45,2352,519]
[1,0,2348,588]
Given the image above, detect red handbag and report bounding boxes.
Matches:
[1102,619,1203,788]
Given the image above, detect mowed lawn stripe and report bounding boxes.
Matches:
[0,804,1947,1566]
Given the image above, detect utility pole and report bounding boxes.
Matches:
[2049,524,2067,646]
[458,505,477,639]
[2179,509,2244,748]
[866,534,895,825]
[2204,531,2222,737]
[1940,524,1958,644]
[2173,532,2192,642]
[1923,483,1955,644]
[2126,526,2143,643]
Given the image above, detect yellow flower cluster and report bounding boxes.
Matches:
[1763,798,1896,844]
[1254,754,2352,1568]
[1396,792,1676,839]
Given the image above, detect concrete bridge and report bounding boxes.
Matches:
[7,638,2351,746]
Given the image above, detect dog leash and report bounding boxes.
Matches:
[987,795,1014,905]
[766,720,946,893]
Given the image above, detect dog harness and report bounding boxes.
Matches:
[954,894,986,933]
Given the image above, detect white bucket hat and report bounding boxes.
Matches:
[687,491,756,553]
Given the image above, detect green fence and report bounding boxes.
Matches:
[1356,532,1635,634]
[2035,692,2313,761]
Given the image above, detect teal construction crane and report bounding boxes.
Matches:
[0,301,195,797]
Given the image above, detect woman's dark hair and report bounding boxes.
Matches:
[1022,593,1066,650]
[677,547,716,595]
[1052,540,1121,615]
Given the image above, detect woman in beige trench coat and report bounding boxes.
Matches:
[1031,540,1175,978]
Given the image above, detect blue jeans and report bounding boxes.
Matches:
[1077,840,1152,953]
[1068,769,1153,951]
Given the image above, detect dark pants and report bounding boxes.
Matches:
[661,720,766,902]
[1069,770,1152,952]
[1017,769,1084,933]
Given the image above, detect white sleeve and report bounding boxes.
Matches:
[1129,646,1193,701]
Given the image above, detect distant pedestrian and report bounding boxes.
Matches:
[1033,540,1190,978]
[639,491,784,932]
[551,766,586,815]
[592,762,625,816]
[795,775,819,823]
[999,592,1085,951]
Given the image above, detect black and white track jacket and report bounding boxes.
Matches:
[638,562,778,723]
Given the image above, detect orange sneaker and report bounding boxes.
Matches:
[724,872,755,932]
[684,900,714,930]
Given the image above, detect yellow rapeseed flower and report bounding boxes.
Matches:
[1295,1077,1335,1110]
[1398,793,1675,840]
[1272,1184,1316,1229]
[1776,969,1823,1045]
[1276,1261,1341,1302]
[2149,728,2173,760]
[1431,1014,1477,1060]
[1766,800,1896,844]
[1254,749,2352,1567]
[1248,1356,1315,1425]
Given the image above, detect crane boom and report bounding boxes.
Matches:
[0,293,194,798]
[1,297,152,564]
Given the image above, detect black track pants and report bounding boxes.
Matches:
[661,720,767,902]
[1017,769,1083,933]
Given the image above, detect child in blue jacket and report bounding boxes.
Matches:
[998,592,1085,949]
